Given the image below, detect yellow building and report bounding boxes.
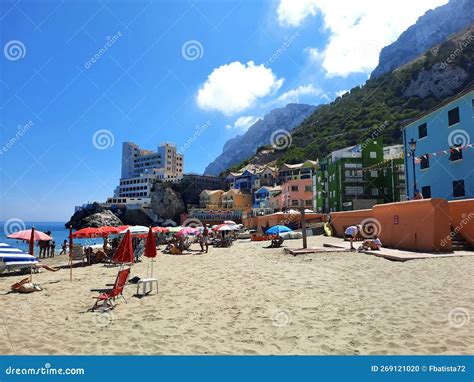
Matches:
[221,189,252,209]
[199,189,224,208]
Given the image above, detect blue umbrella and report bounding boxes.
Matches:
[266,225,292,235]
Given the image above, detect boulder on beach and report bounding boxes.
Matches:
[79,210,123,229]
[150,183,185,221]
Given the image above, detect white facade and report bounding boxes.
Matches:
[109,142,184,205]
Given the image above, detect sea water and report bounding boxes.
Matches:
[0,221,104,256]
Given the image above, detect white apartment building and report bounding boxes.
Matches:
[107,142,184,205]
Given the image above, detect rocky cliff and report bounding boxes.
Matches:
[150,183,185,221]
[371,0,473,78]
[204,103,316,176]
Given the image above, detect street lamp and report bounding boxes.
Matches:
[408,138,417,198]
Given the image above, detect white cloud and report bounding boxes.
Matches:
[274,84,321,104]
[306,47,324,63]
[197,61,284,115]
[280,0,448,77]
[277,0,318,27]
[335,89,349,98]
[226,116,261,131]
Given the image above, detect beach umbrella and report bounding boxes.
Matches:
[0,242,38,276]
[152,226,169,234]
[266,225,292,235]
[224,220,237,225]
[119,225,148,235]
[8,228,52,242]
[112,230,134,264]
[167,226,183,234]
[217,224,239,231]
[70,227,104,239]
[98,226,121,235]
[116,225,130,231]
[176,227,200,236]
[144,227,158,277]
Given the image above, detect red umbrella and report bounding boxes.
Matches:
[116,225,130,231]
[112,230,134,264]
[144,227,158,277]
[152,226,169,234]
[8,229,52,242]
[70,227,104,239]
[98,226,121,235]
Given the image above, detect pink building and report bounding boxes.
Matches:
[278,160,318,210]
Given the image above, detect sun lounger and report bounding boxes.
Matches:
[89,267,131,311]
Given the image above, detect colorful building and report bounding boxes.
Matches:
[279,160,318,210]
[221,188,252,209]
[315,140,405,212]
[179,173,225,207]
[199,189,224,208]
[402,88,474,200]
[253,186,282,209]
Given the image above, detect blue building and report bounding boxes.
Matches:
[402,87,473,200]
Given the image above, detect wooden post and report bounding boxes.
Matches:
[300,201,307,249]
[69,225,73,281]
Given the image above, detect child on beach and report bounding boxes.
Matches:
[50,241,56,257]
[359,236,382,251]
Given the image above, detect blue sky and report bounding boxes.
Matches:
[0,0,447,221]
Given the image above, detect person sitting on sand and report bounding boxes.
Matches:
[359,235,382,251]
[344,225,359,250]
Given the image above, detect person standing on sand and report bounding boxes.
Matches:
[203,226,209,253]
[50,241,56,257]
[59,240,68,256]
[344,225,359,250]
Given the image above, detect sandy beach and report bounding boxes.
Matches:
[0,236,472,355]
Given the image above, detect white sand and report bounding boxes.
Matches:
[0,236,472,355]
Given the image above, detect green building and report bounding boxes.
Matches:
[315,139,405,212]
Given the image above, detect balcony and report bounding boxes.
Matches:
[343,176,365,183]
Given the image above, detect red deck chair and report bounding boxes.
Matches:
[89,267,131,311]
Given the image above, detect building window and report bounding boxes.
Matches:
[421,185,431,198]
[420,155,429,170]
[291,200,299,207]
[370,170,378,178]
[371,188,379,196]
[453,180,465,198]
[418,123,427,139]
[448,107,460,126]
[305,185,312,192]
[305,200,312,206]
[370,151,377,159]
[449,146,463,162]
[291,185,299,192]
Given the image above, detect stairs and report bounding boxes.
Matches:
[451,231,473,251]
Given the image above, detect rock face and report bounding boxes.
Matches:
[120,209,154,226]
[65,202,106,228]
[403,63,469,99]
[80,210,122,228]
[371,0,473,78]
[204,103,316,176]
[150,183,185,221]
